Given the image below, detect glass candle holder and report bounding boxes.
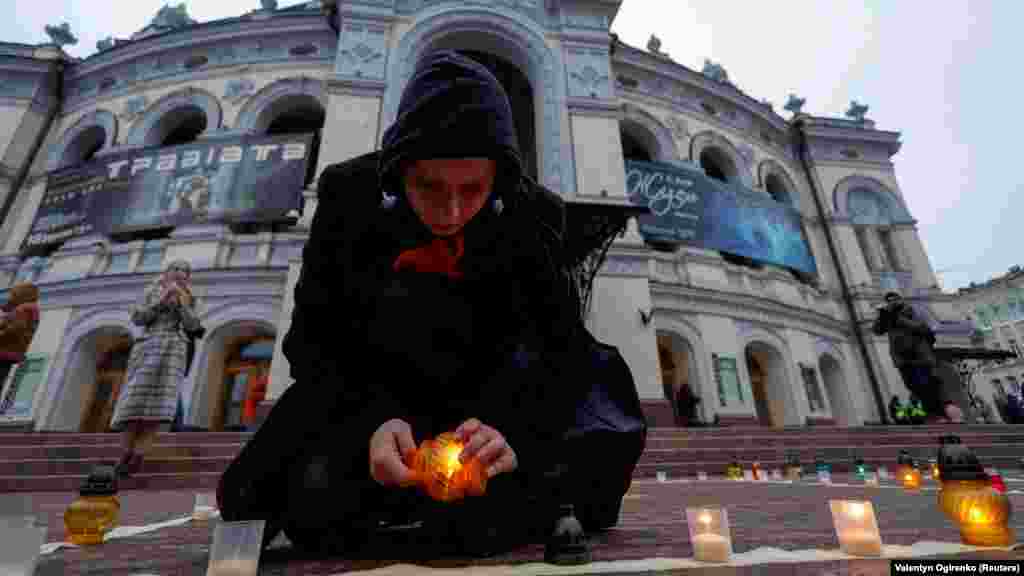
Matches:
[877,466,890,481]
[409,432,487,502]
[817,469,832,485]
[656,471,667,483]
[726,462,742,480]
[901,467,922,491]
[829,500,882,557]
[696,471,708,482]
[206,520,265,576]
[0,517,46,576]
[686,507,732,563]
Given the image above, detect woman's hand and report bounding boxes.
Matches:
[174,285,193,307]
[369,419,418,488]
[455,418,518,479]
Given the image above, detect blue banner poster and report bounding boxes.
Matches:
[25,133,313,250]
[625,160,817,275]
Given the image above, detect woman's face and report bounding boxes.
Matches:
[403,158,496,237]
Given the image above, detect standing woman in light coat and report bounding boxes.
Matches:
[112,260,200,477]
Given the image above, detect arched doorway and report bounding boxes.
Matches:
[744,342,796,427]
[819,354,851,426]
[79,333,134,432]
[47,326,135,432]
[221,338,273,431]
[191,322,275,431]
[457,50,537,182]
[657,332,700,426]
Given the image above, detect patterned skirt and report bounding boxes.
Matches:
[110,327,186,430]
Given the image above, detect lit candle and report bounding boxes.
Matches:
[206,558,259,576]
[692,532,731,562]
[830,501,883,557]
[839,528,883,556]
[691,511,731,562]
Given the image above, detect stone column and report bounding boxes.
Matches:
[266,256,302,402]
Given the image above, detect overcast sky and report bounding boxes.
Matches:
[5,1,1022,292]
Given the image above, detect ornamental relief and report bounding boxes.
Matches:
[566,47,612,100]
[336,25,388,81]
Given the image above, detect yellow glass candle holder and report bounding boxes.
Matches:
[686,507,732,563]
[829,500,882,557]
[409,432,487,503]
[900,466,922,491]
[939,480,1016,547]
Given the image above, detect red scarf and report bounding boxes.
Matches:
[393,234,466,279]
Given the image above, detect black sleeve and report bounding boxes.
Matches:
[282,153,409,444]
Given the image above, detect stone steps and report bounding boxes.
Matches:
[0,426,1020,493]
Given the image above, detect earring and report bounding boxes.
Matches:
[380,192,397,210]
[493,198,504,216]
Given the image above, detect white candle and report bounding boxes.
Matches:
[193,506,216,521]
[743,470,754,481]
[692,532,731,562]
[771,469,782,480]
[207,557,260,576]
[697,471,708,481]
[656,471,667,483]
[839,529,882,556]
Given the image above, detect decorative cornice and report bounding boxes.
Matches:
[4,267,288,310]
[612,40,790,135]
[326,75,387,97]
[650,281,849,341]
[60,61,333,119]
[70,15,332,77]
[566,97,619,117]
[169,224,232,245]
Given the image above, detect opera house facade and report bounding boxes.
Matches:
[0,0,975,432]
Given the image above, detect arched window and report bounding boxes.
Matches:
[153,106,208,148]
[764,173,792,204]
[61,126,106,167]
[620,130,653,162]
[699,147,737,184]
[260,95,326,187]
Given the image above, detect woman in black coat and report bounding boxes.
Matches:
[216,51,630,558]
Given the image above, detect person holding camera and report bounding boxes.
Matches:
[872,292,962,424]
[111,260,202,476]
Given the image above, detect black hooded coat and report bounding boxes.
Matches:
[217,51,644,556]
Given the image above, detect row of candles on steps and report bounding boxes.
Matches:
[665,436,1016,563]
[657,453,1008,494]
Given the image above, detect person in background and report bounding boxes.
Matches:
[0,283,40,384]
[872,292,963,424]
[112,260,200,477]
[242,370,268,430]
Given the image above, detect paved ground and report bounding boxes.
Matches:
[17,474,1024,575]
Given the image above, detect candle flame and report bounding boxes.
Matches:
[699,512,712,526]
[968,506,985,524]
[443,444,463,479]
[847,502,865,519]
